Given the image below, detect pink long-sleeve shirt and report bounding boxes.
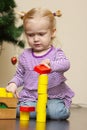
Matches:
[10,46,74,108]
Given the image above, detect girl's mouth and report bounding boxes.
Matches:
[34,44,41,47]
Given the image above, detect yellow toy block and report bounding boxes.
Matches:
[38,94,48,103]
[36,74,48,122]
[0,88,13,97]
[20,106,35,121]
[38,85,48,93]
[36,101,47,112]
[38,74,48,85]
[34,64,51,122]
[36,112,46,122]
[7,92,14,97]
[20,111,30,121]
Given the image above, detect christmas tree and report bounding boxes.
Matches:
[0,0,25,50]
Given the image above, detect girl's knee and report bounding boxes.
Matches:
[47,99,70,120]
[47,106,70,119]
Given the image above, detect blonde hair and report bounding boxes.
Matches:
[23,8,56,31]
[22,8,63,47]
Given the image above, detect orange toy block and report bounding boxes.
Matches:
[34,64,51,74]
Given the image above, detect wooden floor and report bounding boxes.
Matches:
[0,107,87,130]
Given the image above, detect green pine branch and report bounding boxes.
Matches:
[0,0,25,48]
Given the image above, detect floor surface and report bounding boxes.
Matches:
[0,107,87,130]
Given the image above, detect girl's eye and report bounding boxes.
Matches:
[26,32,46,37]
[28,34,35,37]
[39,33,46,36]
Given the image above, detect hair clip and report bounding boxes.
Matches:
[15,10,25,19]
[15,9,62,19]
[53,10,62,17]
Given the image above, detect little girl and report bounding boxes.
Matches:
[6,8,74,120]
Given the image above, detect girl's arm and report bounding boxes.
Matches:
[8,53,25,87]
[6,54,25,97]
[41,49,70,72]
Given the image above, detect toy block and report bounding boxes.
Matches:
[34,64,51,74]
[36,112,46,122]
[0,97,18,119]
[36,102,47,112]
[0,88,14,97]
[34,64,51,122]
[0,98,17,107]
[38,85,48,93]
[37,94,48,105]
[38,74,48,85]
[0,87,18,119]
[20,106,35,120]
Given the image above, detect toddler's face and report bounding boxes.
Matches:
[24,17,55,52]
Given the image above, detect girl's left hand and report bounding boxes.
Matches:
[40,59,50,68]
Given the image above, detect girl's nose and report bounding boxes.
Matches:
[34,35,39,41]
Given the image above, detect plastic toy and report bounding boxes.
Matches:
[34,64,51,74]
[0,88,17,119]
[0,88,14,97]
[20,106,35,121]
[34,64,51,122]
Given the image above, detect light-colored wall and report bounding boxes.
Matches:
[0,0,87,107]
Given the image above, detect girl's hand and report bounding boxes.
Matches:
[6,83,19,98]
[40,59,50,68]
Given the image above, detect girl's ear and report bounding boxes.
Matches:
[51,28,56,38]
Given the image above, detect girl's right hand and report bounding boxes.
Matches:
[6,83,19,98]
